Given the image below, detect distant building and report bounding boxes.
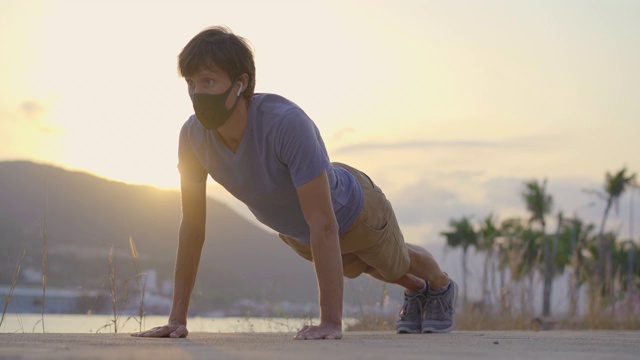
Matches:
[0,286,109,314]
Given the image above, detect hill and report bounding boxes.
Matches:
[0,161,388,315]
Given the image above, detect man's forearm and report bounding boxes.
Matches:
[168,222,205,325]
[310,226,343,326]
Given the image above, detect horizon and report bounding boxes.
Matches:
[1,0,639,246]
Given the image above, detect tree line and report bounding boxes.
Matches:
[442,167,638,327]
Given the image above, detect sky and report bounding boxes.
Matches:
[2,0,640,254]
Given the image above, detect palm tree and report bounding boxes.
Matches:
[564,217,596,322]
[546,211,564,310]
[521,227,543,316]
[498,218,541,317]
[478,214,500,307]
[522,179,554,316]
[612,240,637,292]
[495,218,526,315]
[588,167,637,296]
[441,216,478,308]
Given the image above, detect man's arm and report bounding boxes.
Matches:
[169,177,207,324]
[131,178,206,338]
[294,171,343,340]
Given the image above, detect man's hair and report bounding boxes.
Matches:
[178,26,256,103]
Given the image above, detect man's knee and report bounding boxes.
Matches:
[364,266,378,275]
[363,266,388,282]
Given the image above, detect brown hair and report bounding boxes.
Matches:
[178,26,256,103]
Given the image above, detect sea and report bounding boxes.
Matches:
[0,314,357,334]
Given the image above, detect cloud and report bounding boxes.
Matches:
[484,176,603,218]
[380,172,610,248]
[16,100,59,134]
[0,100,60,161]
[332,127,356,142]
[21,100,45,120]
[389,176,487,227]
[333,139,518,155]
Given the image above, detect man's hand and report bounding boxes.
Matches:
[130,324,189,338]
[294,322,342,340]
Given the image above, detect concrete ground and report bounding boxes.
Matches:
[1,331,639,360]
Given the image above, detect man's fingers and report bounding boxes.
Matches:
[298,325,310,333]
[294,325,310,339]
[131,325,187,338]
[143,328,168,337]
[131,329,161,337]
[154,327,170,336]
[301,332,331,340]
[293,325,342,340]
[144,326,166,337]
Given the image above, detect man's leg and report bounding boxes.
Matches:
[364,243,458,334]
[364,244,447,291]
[364,264,426,334]
[405,243,450,290]
[334,162,457,333]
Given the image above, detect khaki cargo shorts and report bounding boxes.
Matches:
[278,162,410,281]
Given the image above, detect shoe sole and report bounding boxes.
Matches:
[421,322,454,333]
[396,327,421,334]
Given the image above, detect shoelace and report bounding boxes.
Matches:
[424,293,452,321]
[399,293,425,320]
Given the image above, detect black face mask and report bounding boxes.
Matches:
[191,82,241,130]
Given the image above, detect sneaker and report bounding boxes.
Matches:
[395,287,427,334]
[421,279,458,333]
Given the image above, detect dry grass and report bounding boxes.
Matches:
[96,239,147,334]
[129,236,147,333]
[346,312,396,332]
[346,311,640,332]
[346,299,640,332]
[98,245,122,333]
[0,249,26,329]
[39,183,48,333]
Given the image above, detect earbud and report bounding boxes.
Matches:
[236,83,243,96]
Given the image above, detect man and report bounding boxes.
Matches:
[132,26,457,340]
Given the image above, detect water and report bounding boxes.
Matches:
[0,314,350,334]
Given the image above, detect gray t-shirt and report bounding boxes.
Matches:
[178,93,364,244]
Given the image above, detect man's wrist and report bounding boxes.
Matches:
[320,317,342,329]
[168,316,187,326]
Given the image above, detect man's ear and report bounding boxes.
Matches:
[236,73,249,94]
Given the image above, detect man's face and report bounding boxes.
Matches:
[185,65,233,98]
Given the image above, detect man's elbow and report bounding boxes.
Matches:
[310,216,339,239]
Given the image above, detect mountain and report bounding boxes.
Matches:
[0,161,389,315]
